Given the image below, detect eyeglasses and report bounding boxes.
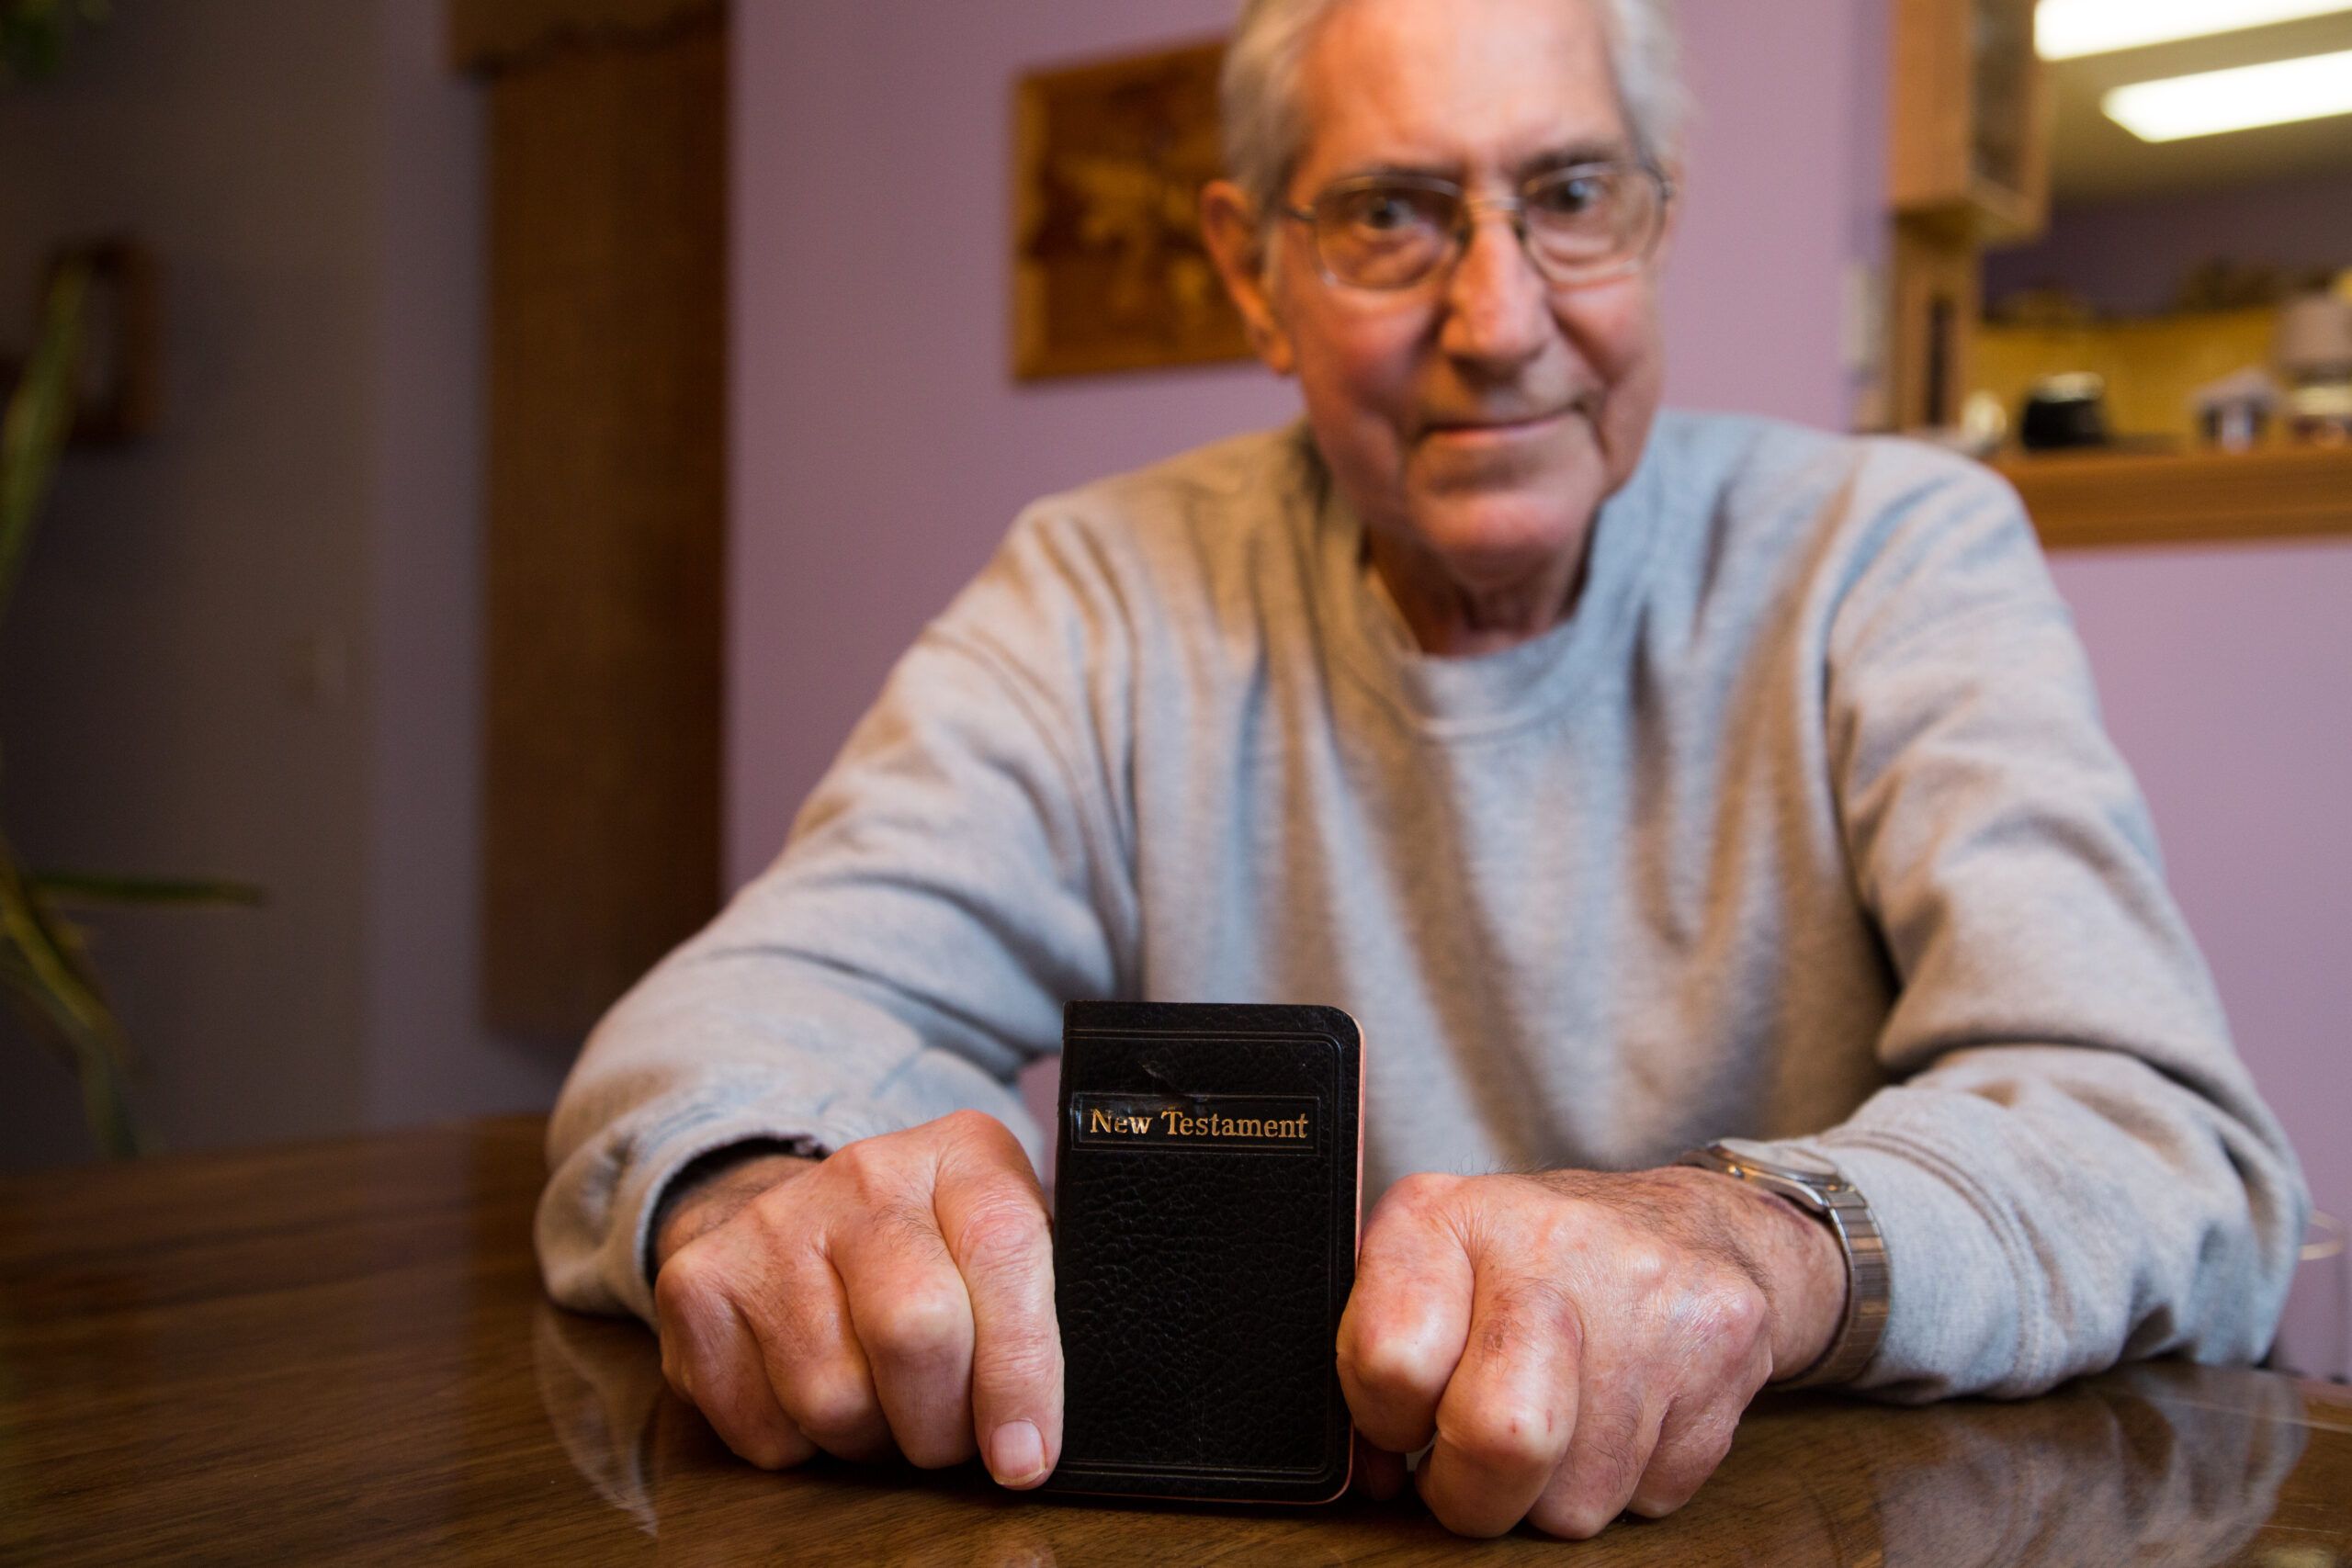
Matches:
[1280,163,1673,293]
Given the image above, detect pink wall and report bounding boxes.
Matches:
[731,0,1277,874]
[1660,0,1886,427]
[2051,543,2352,1379]
[728,0,1888,870]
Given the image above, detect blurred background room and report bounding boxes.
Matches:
[1,0,2345,1386]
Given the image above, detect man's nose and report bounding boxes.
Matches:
[1438,209,1551,370]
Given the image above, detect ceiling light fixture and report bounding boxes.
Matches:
[2039,0,2352,61]
[2103,47,2352,140]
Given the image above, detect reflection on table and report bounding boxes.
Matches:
[3,1115,2344,1566]
[536,1268,2332,1566]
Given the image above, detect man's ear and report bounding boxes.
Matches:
[1650,160,1684,274]
[1200,178,1296,377]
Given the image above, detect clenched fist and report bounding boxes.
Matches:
[1337,1166,1847,1538]
[650,1111,1062,1489]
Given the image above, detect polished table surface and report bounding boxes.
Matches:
[3,1116,2346,1566]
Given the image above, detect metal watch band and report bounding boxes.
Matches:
[1676,1142,1889,1390]
[1789,1183,1889,1389]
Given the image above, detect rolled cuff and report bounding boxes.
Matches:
[1744,1130,2027,1402]
[537,1099,909,1325]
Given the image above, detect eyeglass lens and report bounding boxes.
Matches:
[1311,166,1658,291]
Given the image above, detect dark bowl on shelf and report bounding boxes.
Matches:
[2020,374,2110,451]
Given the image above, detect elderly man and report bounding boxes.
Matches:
[536,0,2306,1540]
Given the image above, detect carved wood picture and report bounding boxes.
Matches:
[1012,39,1250,378]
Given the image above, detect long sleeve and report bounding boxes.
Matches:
[1784,456,2308,1399]
[535,510,1139,1322]
[535,416,2312,1376]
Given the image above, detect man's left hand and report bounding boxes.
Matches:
[1337,1165,1848,1539]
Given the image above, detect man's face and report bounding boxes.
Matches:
[1242,0,1669,593]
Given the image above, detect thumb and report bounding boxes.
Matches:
[934,1133,1062,1488]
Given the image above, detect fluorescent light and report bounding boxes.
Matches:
[2039,0,2352,61]
[2104,47,2352,140]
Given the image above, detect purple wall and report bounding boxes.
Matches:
[727,0,1888,872]
[1662,0,1887,426]
[731,0,1276,875]
[2051,543,2352,1379]
[1985,170,2352,319]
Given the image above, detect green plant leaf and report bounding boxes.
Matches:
[0,829,139,1156]
[0,157,149,1165]
[33,871,266,908]
[0,261,88,631]
[1,0,110,85]
[0,970,98,1059]
[0,944,73,1066]
[0,845,107,1036]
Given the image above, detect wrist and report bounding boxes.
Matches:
[650,1147,820,1273]
[1662,1165,1849,1379]
[1672,1139,1893,1388]
[1740,1180,1849,1379]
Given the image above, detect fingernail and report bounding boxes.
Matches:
[989,1419,1047,1487]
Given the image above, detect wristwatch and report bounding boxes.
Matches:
[1677,1139,1889,1390]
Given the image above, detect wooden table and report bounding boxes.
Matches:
[3,1117,2346,1564]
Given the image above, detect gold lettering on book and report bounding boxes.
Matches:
[1156,1109,1309,1141]
[1072,1094,1316,1148]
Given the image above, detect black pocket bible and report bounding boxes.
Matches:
[1045,1000,1363,1503]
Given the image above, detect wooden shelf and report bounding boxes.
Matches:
[1888,0,2047,236]
[1993,445,2352,551]
[1882,0,2049,432]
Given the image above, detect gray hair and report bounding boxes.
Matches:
[1220,0,1688,222]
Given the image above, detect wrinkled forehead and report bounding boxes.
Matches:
[1289,0,1634,190]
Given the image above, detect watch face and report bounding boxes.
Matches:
[1715,1139,1841,1182]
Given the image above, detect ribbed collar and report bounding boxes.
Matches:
[1296,421,1671,741]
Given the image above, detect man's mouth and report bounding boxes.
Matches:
[1421,406,1580,441]
[1419,388,1602,436]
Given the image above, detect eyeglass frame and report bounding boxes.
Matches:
[1275,161,1677,294]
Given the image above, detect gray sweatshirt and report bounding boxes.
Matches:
[537,412,2307,1399]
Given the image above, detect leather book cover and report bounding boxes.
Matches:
[1044,1000,1362,1503]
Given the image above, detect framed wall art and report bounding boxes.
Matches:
[1012,39,1251,379]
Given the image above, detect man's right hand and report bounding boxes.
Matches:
[650,1110,1062,1489]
